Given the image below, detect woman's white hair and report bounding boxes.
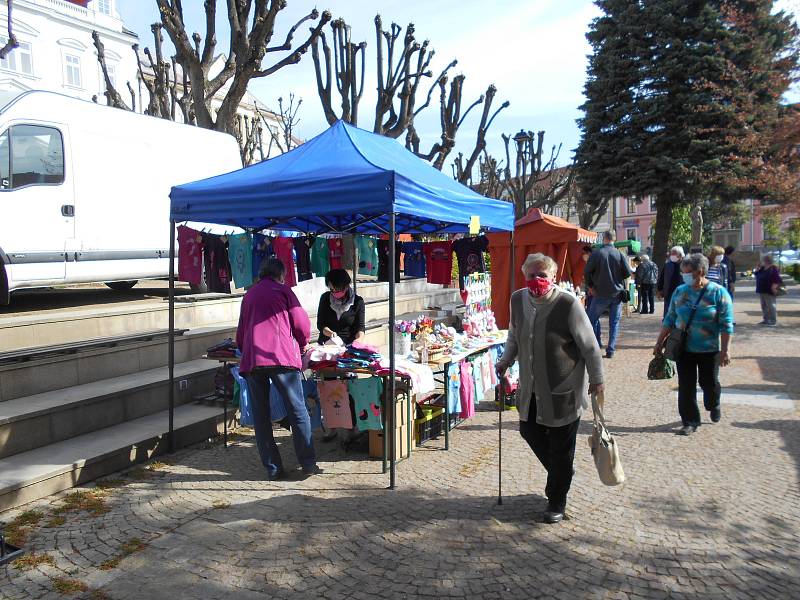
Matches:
[670,246,685,257]
[521,253,558,277]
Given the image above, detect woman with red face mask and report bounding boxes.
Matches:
[317,269,366,345]
[496,253,605,524]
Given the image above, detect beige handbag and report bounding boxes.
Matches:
[587,391,625,486]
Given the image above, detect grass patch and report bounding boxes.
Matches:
[95,478,125,490]
[125,467,155,481]
[14,510,44,526]
[53,490,109,516]
[43,516,67,528]
[13,552,55,571]
[99,537,146,571]
[51,577,88,595]
[4,510,45,547]
[145,460,170,470]
[89,591,111,600]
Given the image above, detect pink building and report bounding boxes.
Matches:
[613,196,798,254]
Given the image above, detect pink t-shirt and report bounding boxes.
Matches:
[459,361,475,419]
[273,237,297,287]
[177,225,203,284]
[318,380,353,429]
[328,237,344,270]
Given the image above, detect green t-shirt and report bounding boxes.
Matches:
[356,235,379,276]
[311,236,330,277]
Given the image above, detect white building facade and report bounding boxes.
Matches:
[0,0,138,102]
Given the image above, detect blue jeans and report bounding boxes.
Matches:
[586,295,622,353]
[245,367,316,476]
[584,295,602,345]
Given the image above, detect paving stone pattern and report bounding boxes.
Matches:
[1,282,799,599]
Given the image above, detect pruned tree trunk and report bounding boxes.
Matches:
[0,0,17,60]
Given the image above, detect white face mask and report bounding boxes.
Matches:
[714,255,723,264]
[669,255,680,263]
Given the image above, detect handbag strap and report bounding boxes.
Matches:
[591,391,608,428]
[684,285,708,332]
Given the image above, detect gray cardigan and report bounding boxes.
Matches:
[499,288,604,427]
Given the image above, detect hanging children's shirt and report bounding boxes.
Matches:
[228,232,254,289]
[328,237,344,270]
[453,236,489,284]
[294,236,314,282]
[357,235,379,276]
[302,379,323,430]
[378,239,402,282]
[318,380,353,429]
[487,350,498,388]
[251,233,274,281]
[201,233,231,293]
[459,361,475,419]
[423,240,453,285]
[448,366,462,415]
[348,377,383,431]
[480,353,493,392]
[402,241,426,278]
[342,236,356,270]
[272,236,297,287]
[472,358,485,400]
[311,235,330,277]
[177,225,203,285]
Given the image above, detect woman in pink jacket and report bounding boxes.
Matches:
[237,258,319,479]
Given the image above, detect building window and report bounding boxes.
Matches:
[0,40,33,75]
[649,195,657,212]
[627,196,637,214]
[64,54,82,88]
[626,228,638,241]
[0,125,65,190]
[97,0,112,15]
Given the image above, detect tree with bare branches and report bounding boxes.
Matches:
[0,0,17,60]
[94,1,330,164]
[311,14,508,175]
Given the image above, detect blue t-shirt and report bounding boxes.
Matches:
[447,366,462,414]
[663,282,734,353]
[228,233,253,289]
[403,242,426,278]
[251,233,274,281]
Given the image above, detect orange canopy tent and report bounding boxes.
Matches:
[487,208,599,328]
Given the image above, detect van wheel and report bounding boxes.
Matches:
[105,280,138,292]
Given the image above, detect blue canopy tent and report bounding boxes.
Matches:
[167,120,515,489]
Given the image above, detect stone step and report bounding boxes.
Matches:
[0,403,233,513]
[0,359,218,459]
[0,288,458,401]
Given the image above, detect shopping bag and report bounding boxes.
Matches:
[230,366,254,427]
[587,392,625,486]
[647,354,675,380]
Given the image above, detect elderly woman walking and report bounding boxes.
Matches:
[654,254,733,435]
[496,253,604,524]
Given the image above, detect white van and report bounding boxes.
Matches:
[0,90,243,304]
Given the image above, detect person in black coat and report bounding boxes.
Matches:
[317,269,365,345]
[657,246,685,316]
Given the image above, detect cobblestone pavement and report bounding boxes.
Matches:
[2,281,798,600]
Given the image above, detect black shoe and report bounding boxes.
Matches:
[710,408,721,423]
[267,469,287,481]
[543,507,566,524]
[604,351,614,359]
[301,465,324,477]
[322,431,338,442]
[678,425,697,436]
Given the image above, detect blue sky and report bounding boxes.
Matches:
[117,0,798,170]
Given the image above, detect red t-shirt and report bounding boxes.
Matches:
[423,241,453,285]
[328,237,344,270]
[272,237,297,287]
[177,225,203,284]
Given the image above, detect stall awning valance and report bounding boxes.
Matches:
[169,120,514,234]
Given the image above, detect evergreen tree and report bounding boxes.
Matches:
[576,0,799,262]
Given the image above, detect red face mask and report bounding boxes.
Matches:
[526,276,553,297]
[331,289,348,300]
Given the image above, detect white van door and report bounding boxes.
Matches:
[0,124,72,282]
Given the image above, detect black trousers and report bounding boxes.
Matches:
[640,284,655,314]
[519,395,580,511]
[676,351,720,427]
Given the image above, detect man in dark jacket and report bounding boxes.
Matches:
[722,246,737,298]
[584,230,633,358]
[657,246,685,316]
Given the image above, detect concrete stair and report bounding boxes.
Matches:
[0,403,233,512]
[0,278,460,512]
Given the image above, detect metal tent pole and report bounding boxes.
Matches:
[499,228,515,505]
[168,220,176,453]
[389,213,397,490]
[352,236,358,297]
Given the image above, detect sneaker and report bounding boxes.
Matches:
[765,322,778,327]
[758,321,768,326]
[678,425,697,436]
[710,408,721,423]
[604,351,614,359]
